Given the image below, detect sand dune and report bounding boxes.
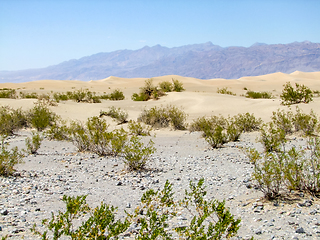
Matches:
[1,72,320,123]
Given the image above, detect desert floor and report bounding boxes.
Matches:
[1,72,320,239]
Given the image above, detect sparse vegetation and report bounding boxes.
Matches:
[128,120,152,136]
[280,82,313,105]
[28,102,57,131]
[245,90,273,99]
[0,88,16,98]
[0,106,28,136]
[32,179,241,239]
[217,87,236,96]
[138,105,188,130]
[99,106,128,124]
[0,136,24,176]
[25,131,43,155]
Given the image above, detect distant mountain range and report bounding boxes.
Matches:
[1,41,320,83]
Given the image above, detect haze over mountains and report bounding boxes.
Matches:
[1,41,320,83]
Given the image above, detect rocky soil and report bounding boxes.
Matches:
[1,130,320,240]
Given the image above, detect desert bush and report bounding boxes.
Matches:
[20,92,38,99]
[0,137,24,176]
[68,121,91,152]
[25,131,43,155]
[100,106,128,124]
[246,136,320,199]
[233,112,262,132]
[217,87,236,96]
[293,107,319,136]
[0,88,16,98]
[122,136,155,170]
[271,109,294,135]
[176,178,241,239]
[128,120,152,136]
[226,117,242,142]
[245,90,273,99]
[132,78,168,101]
[259,122,287,152]
[108,89,125,100]
[158,80,173,92]
[172,78,185,92]
[280,82,313,105]
[138,105,188,130]
[28,102,56,131]
[0,106,28,136]
[53,92,69,102]
[45,118,70,141]
[31,195,130,240]
[33,179,241,240]
[109,128,128,156]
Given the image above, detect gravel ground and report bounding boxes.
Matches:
[1,130,320,240]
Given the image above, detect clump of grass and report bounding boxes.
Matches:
[217,87,236,96]
[245,90,273,99]
[25,131,43,155]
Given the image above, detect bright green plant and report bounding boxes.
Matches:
[100,107,128,124]
[108,89,125,100]
[122,136,155,170]
[28,102,56,131]
[25,131,43,155]
[0,136,24,176]
[127,180,177,239]
[31,195,130,240]
[176,178,241,239]
[132,79,165,101]
[280,82,313,105]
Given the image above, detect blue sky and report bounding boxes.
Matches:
[0,0,319,71]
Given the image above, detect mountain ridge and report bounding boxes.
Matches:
[1,41,320,83]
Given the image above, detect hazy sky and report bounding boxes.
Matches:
[1,0,319,71]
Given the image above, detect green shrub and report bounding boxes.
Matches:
[128,120,152,136]
[68,121,91,152]
[158,80,173,92]
[245,90,273,99]
[271,109,294,135]
[138,105,188,130]
[280,82,313,105]
[0,137,24,176]
[122,135,155,170]
[259,122,287,152]
[28,102,56,131]
[0,88,16,98]
[217,87,236,96]
[0,106,28,136]
[232,112,262,132]
[108,89,125,100]
[246,136,320,199]
[172,78,185,92]
[31,195,130,239]
[100,107,128,124]
[45,119,70,141]
[109,128,128,156]
[25,131,43,155]
[132,79,165,101]
[293,107,319,136]
[20,92,38,99]
[33,179,241,240]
